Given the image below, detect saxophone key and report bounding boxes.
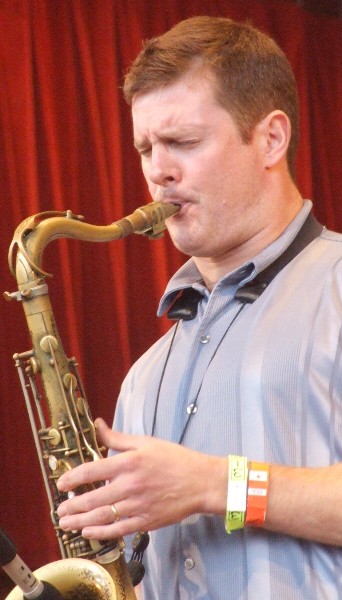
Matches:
[40,334,58,353]
[63,372,78,391]
[47,428,62,446]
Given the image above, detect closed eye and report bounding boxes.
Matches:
[135,145,152,157]
[134,138,200,158]
[168,139,199,148]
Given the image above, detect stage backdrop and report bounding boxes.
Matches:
[0,0,341,578]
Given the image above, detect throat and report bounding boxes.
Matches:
[193,254,247,290]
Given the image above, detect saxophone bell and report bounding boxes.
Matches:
[0,527,64,600]
[5,558,119,600]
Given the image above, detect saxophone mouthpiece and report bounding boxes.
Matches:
[120,201,180,239]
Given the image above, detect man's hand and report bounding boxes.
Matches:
[56,418,227,540]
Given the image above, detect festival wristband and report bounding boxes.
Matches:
[245,461,270,527]
[225,455,248,534]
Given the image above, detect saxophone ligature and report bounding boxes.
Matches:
[3,201,179,600]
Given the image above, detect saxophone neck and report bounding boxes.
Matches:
[8,202,179,282]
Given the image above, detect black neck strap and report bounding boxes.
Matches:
[167,211,324,320]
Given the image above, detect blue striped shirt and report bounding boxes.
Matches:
[114,200,342,599]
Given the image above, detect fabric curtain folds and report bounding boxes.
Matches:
[0,0,341,572]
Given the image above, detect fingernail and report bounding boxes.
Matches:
[57,505,67,517]
[57,476,66,490]
[58,517,69,529]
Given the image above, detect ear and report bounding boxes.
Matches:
[257,110,291,169]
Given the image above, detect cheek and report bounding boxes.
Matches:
[146,181,158,198]
[141,164,156,195]
[141,161,149,181]
[192,150,232,191]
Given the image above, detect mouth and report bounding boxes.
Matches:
[156,190,194,218]
[161,197,191,214]
[163,201,181,219]
[164,201,185,220]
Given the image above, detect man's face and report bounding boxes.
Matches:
[132,70,266,261]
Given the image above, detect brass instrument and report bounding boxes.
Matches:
[3,201,179,599]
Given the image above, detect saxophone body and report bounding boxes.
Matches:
[4,202,179,599]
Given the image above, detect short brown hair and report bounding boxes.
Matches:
[124,16,299,178]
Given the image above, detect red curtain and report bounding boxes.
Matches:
[0,0,341,575]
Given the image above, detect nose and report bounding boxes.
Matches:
[147,146,181,187]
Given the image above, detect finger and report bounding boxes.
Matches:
[57,463,104,492]
[59,503,119,531]
[82,515,148,541]
[57,481,122,517]
[57,452,128,492]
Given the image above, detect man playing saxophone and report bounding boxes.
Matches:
[56,16,342,600]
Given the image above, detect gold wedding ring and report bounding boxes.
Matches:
[110,503,120,522]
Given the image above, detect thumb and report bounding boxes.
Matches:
[94,417,142,451]
[94,417,112,438]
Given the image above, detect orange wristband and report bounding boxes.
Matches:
[245,461,270,527]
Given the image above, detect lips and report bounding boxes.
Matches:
[155,191,194,216]
[163,200,186,216]
[162,195,192,211]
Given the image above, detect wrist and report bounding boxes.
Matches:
[199,455,228,515]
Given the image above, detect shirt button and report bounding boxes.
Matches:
[200,334,210,344]
[184,557,195,570]
[186,403,198,415]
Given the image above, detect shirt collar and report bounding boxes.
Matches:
[158,200,313,316]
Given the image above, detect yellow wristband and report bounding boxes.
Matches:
[225,455,248,534]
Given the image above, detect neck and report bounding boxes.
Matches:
[194,187,304,291]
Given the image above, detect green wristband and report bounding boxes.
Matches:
[225,455,248,534]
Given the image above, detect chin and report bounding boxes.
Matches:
[171,239,206,258]
[168,225,203,255]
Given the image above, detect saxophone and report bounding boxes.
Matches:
[3,201,179,600]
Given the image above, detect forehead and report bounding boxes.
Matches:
[131,71,223,137]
